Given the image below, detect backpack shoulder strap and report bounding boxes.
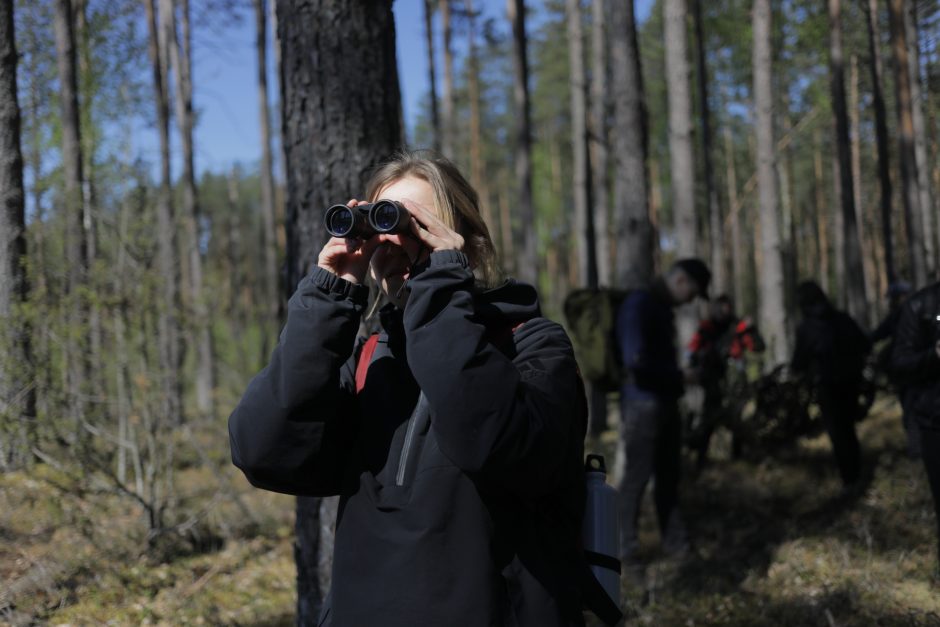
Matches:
[355,333,381,394]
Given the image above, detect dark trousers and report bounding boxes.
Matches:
[817,383,862,486]
[899,387,922,458]
[921,427,940,570]
[617,397,686,560]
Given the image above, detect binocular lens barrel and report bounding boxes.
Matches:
[324,200,410,238]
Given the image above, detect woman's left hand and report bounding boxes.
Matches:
[403,199,465,254]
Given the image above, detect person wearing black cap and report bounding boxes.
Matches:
[791,281,871,491]
[614,258,710,573]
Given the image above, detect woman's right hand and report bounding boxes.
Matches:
[317,199,381,284]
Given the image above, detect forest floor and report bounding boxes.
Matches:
[2,394,939,626]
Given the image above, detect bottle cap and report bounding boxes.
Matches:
[585,454,607,474]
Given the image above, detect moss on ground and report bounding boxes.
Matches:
[2,397,938,626]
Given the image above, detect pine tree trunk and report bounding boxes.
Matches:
[507,0,537,284]
[724,125,744,309]
[591,0,610,286]
[610,0,652,289]
[0,0,34,465]
[904,1,934,276]
[813,127,830,293]
[143,0,182,426]
[55,0,91,429]
[423,0,440,153]
[162,0,214,419]
[849,53,876,325]
[440,0,454,159]
[567,0,596,288]
[888,0,927,287]
[753,0,789,366]
[828,0,868,324]
[255,0,279,334]
[275,1,401,622]
[466,0,493,235]
[692,0,722,294]
[865,0,896,286]
[664,0,697,256]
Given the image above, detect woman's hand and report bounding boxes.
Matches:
[404,199,465,254]
[317,199,381,284]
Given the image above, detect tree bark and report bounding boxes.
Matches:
[849,53,876,325]
[864,0,896,286]
[276,1,401,622]
[466,0,493,235]
[828,0,868,324]
[143,0,182,426]
[753,0,789,366]
[255,0,280,333]
[904,0,934,276]
[724,124,743,310]
[692,0,722,294]
[423,0,440,153]
[887,0,927,287]
[162,0,214,419]
[439,0,454,159]
[591,0,610,286]
[507,0,537,284]
[610,0,652,289]
[663,0,697,257]
[567,0,596,288]
[0,0,34,462]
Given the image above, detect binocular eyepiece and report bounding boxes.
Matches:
[324,200,411,238]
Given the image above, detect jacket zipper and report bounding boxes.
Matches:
[396,392,427,486]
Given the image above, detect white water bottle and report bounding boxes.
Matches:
[582,454,621,606]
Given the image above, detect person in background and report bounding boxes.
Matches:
[687,295,765,469]
[614,258,711,569]
[871,281,918,458]
[891,278,940,578]
[791,281,871,492]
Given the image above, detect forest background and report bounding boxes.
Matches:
[1,0,939,624]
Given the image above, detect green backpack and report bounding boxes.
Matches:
[563,288,630,392]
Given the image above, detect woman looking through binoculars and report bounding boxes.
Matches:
[228,151,591,626]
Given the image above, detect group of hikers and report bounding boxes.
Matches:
[228,151,940,626]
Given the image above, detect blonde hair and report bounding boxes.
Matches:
[365,150,502,288]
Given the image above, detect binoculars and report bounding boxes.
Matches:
[324,200,411,238]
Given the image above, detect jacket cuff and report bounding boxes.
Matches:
[307,266,369,307]
[429,249,470,269]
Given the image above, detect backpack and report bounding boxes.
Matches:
[355,329,624,626]
[563,288,630,392]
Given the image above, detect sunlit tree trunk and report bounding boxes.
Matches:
[724,125,744,310]
[664,0,696,256]
[143,0,183,427]
[466,0,493,234]
[276,1,402,622]
[162,0,214,419]
[753,0,789,365]
[610,0,652,289]
[567,0,596,288]
[507,0,537,284]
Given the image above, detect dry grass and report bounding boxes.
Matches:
[1,396,938,626]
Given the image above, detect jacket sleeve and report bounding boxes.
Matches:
[402,250,585,496]
[228,267,368,496]
[891,299,940,385]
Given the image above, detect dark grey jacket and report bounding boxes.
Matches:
[229,250,587,627]
[891,282,940,431]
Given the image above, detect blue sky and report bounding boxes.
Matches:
[187,0,653,176]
